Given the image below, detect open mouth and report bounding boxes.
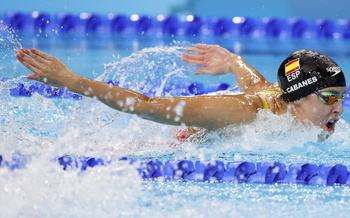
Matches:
[326,119,338,133]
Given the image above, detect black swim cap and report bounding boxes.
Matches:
[277,49,346,102]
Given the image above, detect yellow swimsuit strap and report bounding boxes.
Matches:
[260,97,270,109]
[255,91,281,110]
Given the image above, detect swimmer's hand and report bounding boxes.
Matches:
[182,43,280,93]
[15,48,81,89]
[182,43,238,75]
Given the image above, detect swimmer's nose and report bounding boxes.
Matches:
[333,101,344,115]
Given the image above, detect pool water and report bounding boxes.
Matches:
[2,23,350,217]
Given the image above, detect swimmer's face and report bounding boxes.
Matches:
[288,86,347,134]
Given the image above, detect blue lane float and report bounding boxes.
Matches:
[1,153,350,186]
[6,80,232,99]
[2,11,350,39]
[8,82,83,99]
[58,158,350,186]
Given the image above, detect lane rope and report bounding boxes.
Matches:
[1,153,349,186]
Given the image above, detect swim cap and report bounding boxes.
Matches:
[277,49,346,102]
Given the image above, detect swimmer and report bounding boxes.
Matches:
[15,46,346,140]
[182,44,346,136]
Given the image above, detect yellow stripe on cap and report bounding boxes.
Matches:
[285,58,300,75]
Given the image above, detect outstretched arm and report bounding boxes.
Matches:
[182,43,280,93]
[16,48,263,129]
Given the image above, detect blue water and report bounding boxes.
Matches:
[2,26,350,216]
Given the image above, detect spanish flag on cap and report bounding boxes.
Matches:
[285,58,300,75]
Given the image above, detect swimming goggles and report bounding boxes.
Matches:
[314,91,346,105]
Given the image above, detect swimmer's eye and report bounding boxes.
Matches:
[314,91,346,105]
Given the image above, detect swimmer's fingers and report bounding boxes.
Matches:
[19,48,53,64]
[194,43,212,50]
[16,49,77,88]
[182,54,217,75]
[182,52,203,61]
[193,68,214,75]
[16,51,44,75]
[187,46,207,54]
[26,73,45,83]
[182,52,206,66]
[16,55,46,82]
[193,43,214,50]
[18,49,71,75]
[28,48,55,62]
